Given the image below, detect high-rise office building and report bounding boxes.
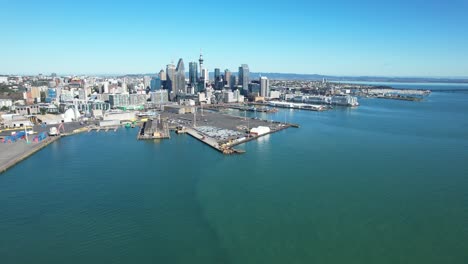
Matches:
[159,69,166,81]
[150,77,162,91]
[238,64,250,92]
[189,62,198,87]
[214,68,220,81]
[224,69,231,88]
[166,64,176,93]
[230,75,237,90]
[201,68,209,88]
[175,58,185,95]
[260,76,269,98]
[214,68,221,89]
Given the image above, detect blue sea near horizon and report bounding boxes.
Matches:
[0,83,467,264]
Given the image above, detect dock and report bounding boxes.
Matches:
[87,126,119,133]
[0,135,61,174]
[137,118,170,140]
[162,110,297,155]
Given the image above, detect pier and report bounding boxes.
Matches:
[87,126,119,133]
[0,135,61,174]
[137,118,170,140]
[162,110,297,155]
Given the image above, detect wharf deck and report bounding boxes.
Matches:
[0,136,61,174]
[137,119,170,140]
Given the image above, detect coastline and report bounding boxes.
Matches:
[0,136,61,174]
[0,126,88,175]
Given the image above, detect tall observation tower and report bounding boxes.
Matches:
[199,50,204,75]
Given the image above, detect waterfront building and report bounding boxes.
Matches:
[175,58,186,95]
[189,62,198,88]
[260,76,269,98]
[223,91,236,103]
[109,94,130,108]
[150,77,162,91]
[238,64,250,92]
[249,83,260,95]
[233,89,244,103]
[129,94,147,106]
[269,90,281,99]
[150,90,169,104]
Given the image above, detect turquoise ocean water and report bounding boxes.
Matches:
[0,83,467,263]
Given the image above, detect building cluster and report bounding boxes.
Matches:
[147,52,272,105]
[0,52,275,128]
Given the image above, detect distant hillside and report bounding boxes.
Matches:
[250,73,468,83]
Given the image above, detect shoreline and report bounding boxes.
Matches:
[0,136,61,174]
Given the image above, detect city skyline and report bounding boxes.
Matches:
[1,0,468,77]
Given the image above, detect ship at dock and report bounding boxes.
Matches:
[330,95,359,106]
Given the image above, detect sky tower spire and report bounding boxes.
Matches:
[199,49,204,73]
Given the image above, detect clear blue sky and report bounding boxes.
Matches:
[1,0,468,77]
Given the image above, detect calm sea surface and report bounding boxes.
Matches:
[1,83,467,263]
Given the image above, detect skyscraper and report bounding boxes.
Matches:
[214,68,221,89]
[214,68,220,81]
[150,77,162,91]
[175,58,185,95]
[230,75,237,90]
[224,69,231,88]
[159,69,166,81]
[260,76,269,98]
[201,68,209,88]
[166,63,176,93]
[189,62,198,88]
[239,64,250,92]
